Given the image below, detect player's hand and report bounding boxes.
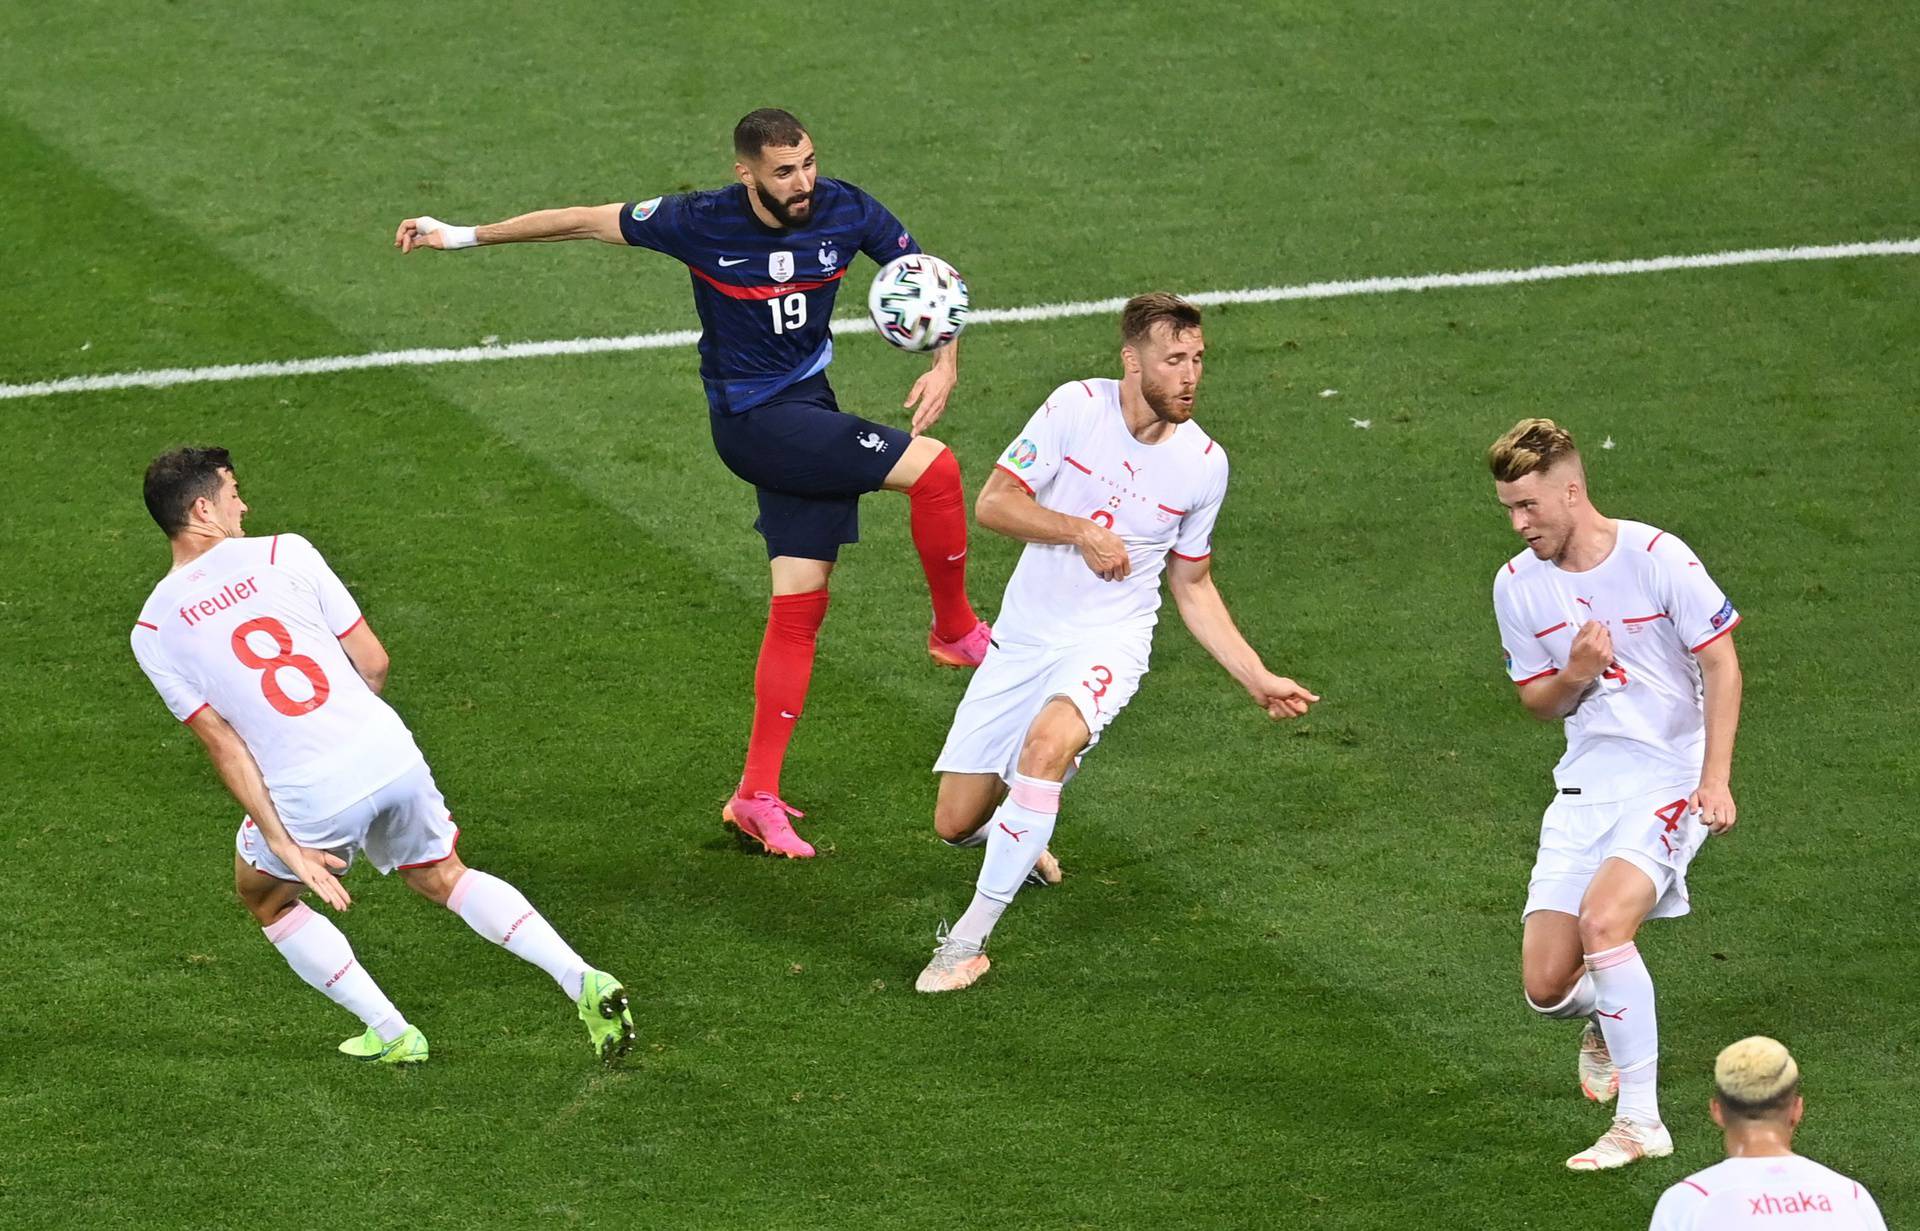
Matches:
[1566,620,1614,684]
[1075,522,1131,581]
[1250,673,1320,719]
[1690,781,1737,835]
[276,844,353,911]
[395,216,455,253]
[903,363,957,436]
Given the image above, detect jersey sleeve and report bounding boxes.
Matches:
[276,534,365,638]
[1649,533,1740,652]
[1857,1183,1888,1231]
[131,627,206,722]
[852,185,920,265]
[995,384,1078,496]
[1494,572,1558,685]
[1645,1183,1698,1231]
[616,194,695,260]
[1172,449,1229,561]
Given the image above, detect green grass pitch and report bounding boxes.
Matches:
[2,1,1916,1225]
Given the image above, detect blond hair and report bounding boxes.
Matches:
[1487,418,1581,482]
[1714,1036,1801,1118]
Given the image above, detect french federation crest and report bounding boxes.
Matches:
[769,251,795,282]
[818,244,840,271]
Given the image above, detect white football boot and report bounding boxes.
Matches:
[1566,1117,1673,1171]
[1579,1019,1619,1103]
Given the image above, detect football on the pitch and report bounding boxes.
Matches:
[867,254,970,352]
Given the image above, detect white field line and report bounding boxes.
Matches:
[5,237,1916,402]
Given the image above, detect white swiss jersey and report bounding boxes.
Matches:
[1649,1155,1886,1230]
[131,533,423,823]
[991,379,1229,647]
[1492,520,1741,800]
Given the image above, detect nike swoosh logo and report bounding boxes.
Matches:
[945,551,967,561]
[780,710,799,720]
[718,257,748,267]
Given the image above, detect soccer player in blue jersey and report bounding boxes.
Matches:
[394,109,989,858]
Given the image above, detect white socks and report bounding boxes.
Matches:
[265,902,408,1043]
[449,869,588,1001]
[1527,972,1597,1018]
[951,774,1061,946]
[1586,941,1660,1123]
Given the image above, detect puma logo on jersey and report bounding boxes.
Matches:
[1121,460,1142,480]
[856,432,890,453]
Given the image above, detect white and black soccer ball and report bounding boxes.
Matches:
[867,254,970,352]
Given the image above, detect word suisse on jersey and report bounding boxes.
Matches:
[620,178,919,413]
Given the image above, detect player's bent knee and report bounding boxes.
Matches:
[1576,906,1637,953]
[1524,976,1584,1015]
[400,853,468,907]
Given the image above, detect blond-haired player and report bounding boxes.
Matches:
[1489,419,1744,1169]
[1649,1037,1887,1228]
[131,447,634,1065]
[914,294,1320,992]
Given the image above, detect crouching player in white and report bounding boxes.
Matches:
[1649,1037,1886,1229]
[915,294,1320,992]
[1489,419,1745,1168]
[130,447,635,1065]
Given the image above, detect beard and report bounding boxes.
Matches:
[1141,377,1195,423]
[755,182,814,229]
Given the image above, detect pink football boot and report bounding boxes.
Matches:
[722,792,816,859]
[928,620,992,669]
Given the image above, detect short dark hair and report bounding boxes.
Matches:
[1121,292,1203,347]
[1715,1079,1801,1122]
[733,108,809,159]
[144,446,233,536]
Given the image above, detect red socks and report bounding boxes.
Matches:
[907,448,980,642]
[739,589,830,799]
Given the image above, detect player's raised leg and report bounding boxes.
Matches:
[883,436,988,667]
[237,856,427,1064]
[917,698,1084,993]
[400,852,635,1066]
[1567,858,1671,1170]
[725,555,832,858]
[1522,909,1616,1102]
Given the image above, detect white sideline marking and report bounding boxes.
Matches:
[4,238,1916,402]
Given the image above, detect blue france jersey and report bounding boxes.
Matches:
[618,178,920,414]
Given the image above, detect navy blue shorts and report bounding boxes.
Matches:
[708,374,911,562]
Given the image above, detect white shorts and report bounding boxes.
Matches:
[1523,780,1709,920]
[237,758,458,881]
[933,634,1151,781]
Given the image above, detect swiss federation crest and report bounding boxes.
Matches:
[818,244,840,271]
[769,251,795,282]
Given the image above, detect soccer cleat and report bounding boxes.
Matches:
[1566,1117,1673,1171]
[577,969,636,1066]
[1025,847,1063,887]
[723,792,816,858]
[915,924,991,993]
[1579,1019,1619,1103]
[928,620,992,669]
[338,1025,429,1065]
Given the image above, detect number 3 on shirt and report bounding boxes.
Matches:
[768,292,807,335]
[231,617,331,716]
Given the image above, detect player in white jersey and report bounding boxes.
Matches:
[1649,1037,1886,1229]
[130,447,635,1065]
[914,294,1320,992]
[1488,419,1745,1169]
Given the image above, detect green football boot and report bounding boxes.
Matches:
[576,970,635,1066]
[338,1024,430,1065]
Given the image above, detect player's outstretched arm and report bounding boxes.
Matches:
[394,204,626,252]
[975,468,1130,580]
[183,708,352,911]
[1691,632,1741,834]
[1166,555,1319,719]
[337,620,390,694]
[1514,620,1611,720]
